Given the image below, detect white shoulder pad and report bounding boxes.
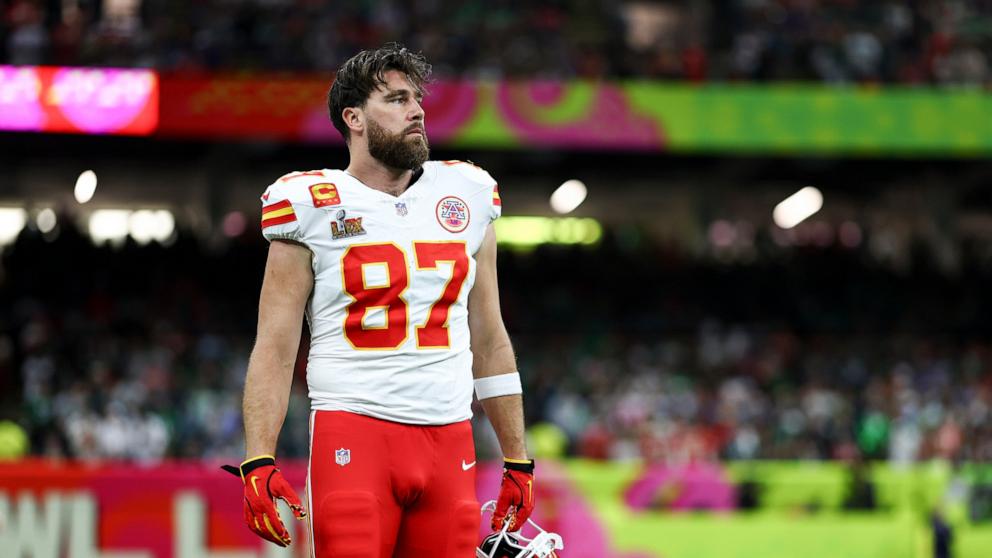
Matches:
[438,160,497,187]
[435,161,501,221]
[265,170,338,206]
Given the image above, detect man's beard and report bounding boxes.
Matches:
[366,118,429,171]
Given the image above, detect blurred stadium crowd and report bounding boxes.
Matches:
[3,217,991,464]
[1,0,989,85]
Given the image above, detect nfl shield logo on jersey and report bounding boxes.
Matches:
[335,448,351,467]
[395,202,408,216]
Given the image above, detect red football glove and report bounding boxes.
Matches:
[222,455,306,547]
[492,458,535,532]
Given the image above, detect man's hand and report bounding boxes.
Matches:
[222,455,306,547]
[492,458,535,532]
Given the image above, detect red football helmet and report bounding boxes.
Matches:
[477,500,564,558]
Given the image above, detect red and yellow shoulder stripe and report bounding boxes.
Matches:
[492,184,501,207]
[442,159,479,168]
[261,200,296,228]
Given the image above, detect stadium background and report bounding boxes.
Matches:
[1,1,991,557]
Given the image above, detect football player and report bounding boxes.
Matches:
[230,44,536,557]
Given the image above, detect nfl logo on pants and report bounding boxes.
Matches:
[335,448,351,466]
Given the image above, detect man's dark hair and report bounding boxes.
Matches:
[328,43,432,141]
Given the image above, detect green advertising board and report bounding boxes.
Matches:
[449,81,992,156]
[558,459,992,558]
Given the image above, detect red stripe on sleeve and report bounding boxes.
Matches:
[261,213,297,229]
[262,199,292,213]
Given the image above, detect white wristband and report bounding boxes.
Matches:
[474,372,523,400]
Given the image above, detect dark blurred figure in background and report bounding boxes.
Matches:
[843,456,877,510]
[931,509,953,558]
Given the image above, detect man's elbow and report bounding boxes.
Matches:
[249,336,300,371]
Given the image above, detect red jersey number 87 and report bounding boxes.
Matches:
[341,241,468,350]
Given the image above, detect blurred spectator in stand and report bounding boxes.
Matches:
[2,1,988,85]
[4,0,48,65]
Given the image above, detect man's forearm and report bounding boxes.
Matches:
[481,393,528,460]
[474,341,528,460]
[243,349,295,458]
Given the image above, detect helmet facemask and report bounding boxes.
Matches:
[476,500,564,558]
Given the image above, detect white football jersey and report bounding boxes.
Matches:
[259,161,502,425]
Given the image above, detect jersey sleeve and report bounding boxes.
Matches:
[259,184,303,242]
[490,183,502,222]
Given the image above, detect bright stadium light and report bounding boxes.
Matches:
[152,210,175,242]
[74,170,98,204]
[550,179,588,214]
[128,210,156,244]
[128,209,175,244]
[773,186,823,229]
[88,209,130,245]
[0,208,27,246]
[36,208,57,234]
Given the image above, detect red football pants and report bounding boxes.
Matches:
[306,410,480,558]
